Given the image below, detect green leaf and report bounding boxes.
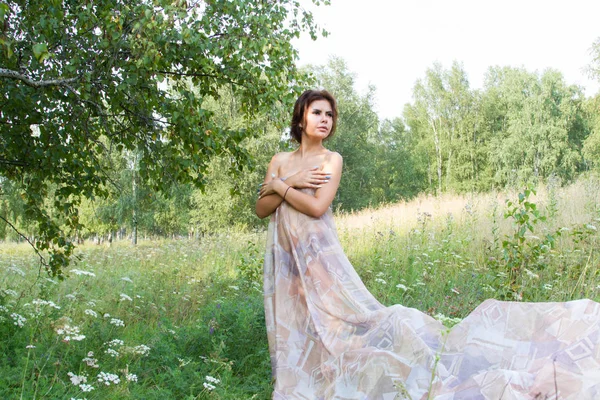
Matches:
[0,3,8,23]
[32,42,49,62]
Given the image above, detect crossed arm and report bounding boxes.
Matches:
[255,152,343,219]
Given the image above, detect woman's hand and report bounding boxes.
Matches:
[258,174,285,199]
[284,166,331,189]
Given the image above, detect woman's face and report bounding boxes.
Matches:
[302,99,333,141]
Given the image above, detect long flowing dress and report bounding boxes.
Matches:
[263,189,600,399]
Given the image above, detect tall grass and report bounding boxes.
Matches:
[0,176,599,399]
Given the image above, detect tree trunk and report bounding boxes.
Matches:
[430,120,443,194]
[132,153,138,246]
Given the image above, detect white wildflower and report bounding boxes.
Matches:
[2,288,18,297]
[374,278,387,285]
[56,325,85,342]
[203,382,216,391]
[82,352,99,368]
[105,348,119,358]
[7,266,25,276]
[482,284,496,293]
[205,375,220,384]
[543,283,553,290]
[0,305,10,313]
[84,309,98,318]
[110,318,125,327]
[228,286,239,291]
[126,373,138,382]
[65,294,77,301]
[178,358,190,367]
[524,269,539,279]
[97,371,120,386]
[103,313,110,318]
[119,294,133,302]
[87,300,97,307]
[513,292,523,301]
[11,313,26,328]
[70,269,96,277]
[132,344,150,356]
[67,372,87,386]
[32,299,61,309]
[79,384,94,392]
[105,339,124,348]
[586,224,597,231]
[396,284,409,291]
[26,345,36,349]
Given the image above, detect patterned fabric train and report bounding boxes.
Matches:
[263,189,600,399]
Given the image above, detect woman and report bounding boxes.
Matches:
[256,90,600,399]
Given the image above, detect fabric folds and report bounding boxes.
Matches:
[263,190,600,399]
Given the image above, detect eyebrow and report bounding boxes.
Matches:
[311,107,333,113]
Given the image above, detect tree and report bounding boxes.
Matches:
[0,0,327,276]
[582,95,600,168]
[583,38,600,169]
[484,67,587,187]
[405,62,480,193]
[373,118,427,202]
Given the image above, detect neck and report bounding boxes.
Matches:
[298,137,325,158]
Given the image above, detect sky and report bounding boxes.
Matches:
[293,0,600,120]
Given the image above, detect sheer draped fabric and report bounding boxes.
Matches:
[263,190,600,399]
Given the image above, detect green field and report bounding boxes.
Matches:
[1,178,599,399]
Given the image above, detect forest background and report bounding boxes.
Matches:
[4,42,600,253]
[0,1,600,253]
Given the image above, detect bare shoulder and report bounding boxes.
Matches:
[270,151,292,165]
[323,151,343,166]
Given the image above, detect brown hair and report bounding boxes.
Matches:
[290,90,338,143]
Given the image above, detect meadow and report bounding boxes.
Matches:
[1,177,599,399]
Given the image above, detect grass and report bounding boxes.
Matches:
[0,176,599,399]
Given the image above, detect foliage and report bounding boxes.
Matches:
[484,67,588,187]
[404,62,486,194]
[492,188,555,298]
[582,94,600,169]
[0,0,326,275]
[404,63,590,194]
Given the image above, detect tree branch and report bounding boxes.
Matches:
[0,158,29,167]
[153,70,242,86]
[0,68,78,88]
[0,215,47,270]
